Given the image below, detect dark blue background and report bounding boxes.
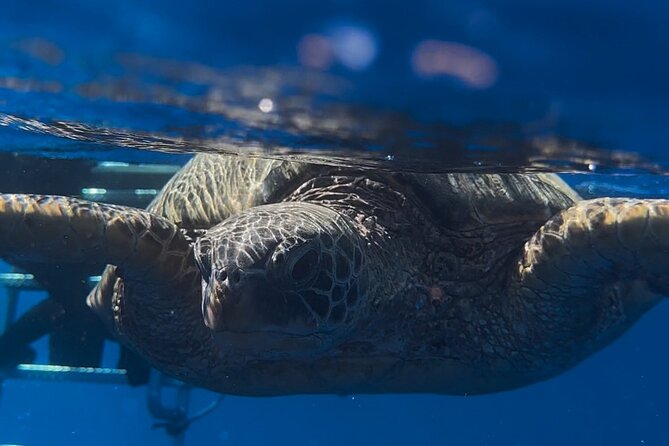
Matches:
[0,1,668,444]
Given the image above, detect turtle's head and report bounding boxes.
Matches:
[194,202,368,357]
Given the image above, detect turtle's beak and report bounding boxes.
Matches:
[203,275,326,355]
[201,270,318,336]
[203,282,260,332]
[203,272,267,332]
[202,279,224,331]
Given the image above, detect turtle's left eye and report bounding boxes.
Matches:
[288,248,320,284]
[269,239,322,287]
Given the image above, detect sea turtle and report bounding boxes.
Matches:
[0,153,666,395]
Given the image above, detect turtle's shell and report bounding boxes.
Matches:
[150,155,580,230]
[148,154,321,228]
[88,154,581,328]
[402,172,580,229]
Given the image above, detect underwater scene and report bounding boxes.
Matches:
[1,1,669,445]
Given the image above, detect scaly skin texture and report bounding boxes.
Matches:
[506,199,668,379]
[0,157,668,395]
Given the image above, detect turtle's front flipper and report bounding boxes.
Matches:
[509,198,669,365]
[0,194,194,286]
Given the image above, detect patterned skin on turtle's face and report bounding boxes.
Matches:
[194,202,367,356]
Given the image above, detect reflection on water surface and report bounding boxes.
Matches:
[0,54,661,174]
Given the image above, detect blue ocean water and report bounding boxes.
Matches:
[0,1,668,445]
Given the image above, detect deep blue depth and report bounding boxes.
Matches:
[0,1,668,445]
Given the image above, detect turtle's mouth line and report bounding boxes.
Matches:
[213,328,331,339]
[211,328,330,355]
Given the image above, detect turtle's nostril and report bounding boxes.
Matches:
[216,270,227,282]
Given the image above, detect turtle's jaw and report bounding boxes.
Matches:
[202,275,327,355]
[211,329,326,358]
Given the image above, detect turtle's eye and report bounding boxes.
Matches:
[287,247,320,284]
[271,241,321,286]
